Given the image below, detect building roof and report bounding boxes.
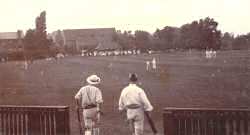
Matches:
[62,28,116,40]
[62,28,121,50]
[0,31,24,40]
[0,32,18,39]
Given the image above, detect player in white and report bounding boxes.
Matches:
[152,58,157,70]
[119,74,153,135]
[75,75,103,135]
[146,61,150,71]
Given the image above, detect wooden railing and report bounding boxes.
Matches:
[163,107,250,135]
[0,105,70,135]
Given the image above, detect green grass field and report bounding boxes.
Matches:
[0,50,250,135]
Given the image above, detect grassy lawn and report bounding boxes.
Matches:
[0,50,249,135]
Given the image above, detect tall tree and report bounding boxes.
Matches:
[23,11,52,59]
[36,11,47,39]
[35,11,50,51]
[180,17,221,50]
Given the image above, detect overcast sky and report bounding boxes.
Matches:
[0,0,250,35]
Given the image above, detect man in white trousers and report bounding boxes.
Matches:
[75,75,103,135]
[119,73,153,135]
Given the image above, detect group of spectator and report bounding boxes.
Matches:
[205,49,217,59]
[81,49,141,57]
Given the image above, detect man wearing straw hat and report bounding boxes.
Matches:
[119,73,154,135]
[75,74,103,135]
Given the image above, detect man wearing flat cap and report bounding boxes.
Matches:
[75,74,103,135]
[119,73,153,135]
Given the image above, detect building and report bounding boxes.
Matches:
[52,28,120,53]
[0,31,24,60]
[0,31,24,48]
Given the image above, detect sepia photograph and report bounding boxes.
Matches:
[0,0,250,135]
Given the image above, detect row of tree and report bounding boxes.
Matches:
[19,15,250,60]
[115,17,250,51]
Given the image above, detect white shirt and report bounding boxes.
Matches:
[75,85,103,107]
[119,83,153,111]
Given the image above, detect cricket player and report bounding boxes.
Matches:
[75,75,103,135]
[152,58,156,70]
[146,61,150,71]
[119,73,153,135]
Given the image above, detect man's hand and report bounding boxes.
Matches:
[119,110,127,123]
[97,110,104,115]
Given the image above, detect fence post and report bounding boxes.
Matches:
[55,107,70,135]
[163,110,176,135]
[0,106,70,135]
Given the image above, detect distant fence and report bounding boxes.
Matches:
[163,107,250,135]
[0,105,70,135]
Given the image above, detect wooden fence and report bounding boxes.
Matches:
[0,105,70,135]
[163,107,250,135]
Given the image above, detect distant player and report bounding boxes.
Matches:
[205,49,213,59]
[146,61,150,71]
[212,50,217,58]
[137,50,141,55]
[205,49,209,58]
[133,49,137,55]
[152,58,156,70]
[24,60,28,70]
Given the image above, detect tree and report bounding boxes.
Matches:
[115,30,135,49]
[221,32,234,50]
[35,11,49,50]
[54,30,64,46]
[153,26,181,50]
[24,29,37,49]
[232,34,250,50]
[36,11,47,39]
[23,11,53,59]
[180,17,221,50]
[134,30,152,51]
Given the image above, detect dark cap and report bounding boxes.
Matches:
[129,73,138,82]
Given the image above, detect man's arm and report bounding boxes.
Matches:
[139,90,153,111]
[118,93,125,111]
[75,88,82,107]
[75,98,81,107]
[96,89,104,115]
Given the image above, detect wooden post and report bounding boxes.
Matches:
[163,110,176,135]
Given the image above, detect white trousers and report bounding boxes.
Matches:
[127,108,144,135]
[83,108,100,135]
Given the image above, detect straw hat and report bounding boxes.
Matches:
[86,75,101,85]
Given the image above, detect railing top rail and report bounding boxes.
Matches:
[164,107,250,112]
[0,105,69,109]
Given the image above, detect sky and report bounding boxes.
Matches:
[0,0,250,35]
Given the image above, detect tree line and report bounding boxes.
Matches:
[115,17,250,51]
